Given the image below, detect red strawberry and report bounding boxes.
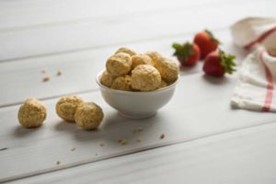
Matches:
[194,29,220,59]
[203,50,236,77]
[172,42,200,67]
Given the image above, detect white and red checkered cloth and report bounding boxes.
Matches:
[231,17,276,112]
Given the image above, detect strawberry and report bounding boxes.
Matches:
[194,29,220,59]
[172,42,200,67]
[203,50,236,77]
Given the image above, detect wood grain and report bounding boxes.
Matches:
[1,72,276,182]
[1,0,275,183]
[9,122,276,184]
[0,0,275,61]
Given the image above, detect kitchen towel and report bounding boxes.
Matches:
[231,17,276,112]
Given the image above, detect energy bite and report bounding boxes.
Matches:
[145,51,162,66]
[154,57,179,83]
[131,54,152,69]
[56,96,84,122]
[131,65,161,91]
[106,53,132,77]
[111,75,132,91]
[159,80,168,89]
[100,70,115,87]
[74,102,104,130]
[100,48,179,92]
[115,47,136,56]
[18,98,47,128]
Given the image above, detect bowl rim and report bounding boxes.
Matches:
[96,70,180,95]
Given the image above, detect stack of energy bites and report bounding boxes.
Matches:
[101,47,179,92]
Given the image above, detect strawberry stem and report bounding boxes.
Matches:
[172,42,194,61]
[219,50,236,74]
[204,29,221,44]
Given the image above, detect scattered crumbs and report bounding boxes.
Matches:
[117,139,123,143]
[160,134,165,139]
[42,76,50,82]
[41,68,47,73]
[99,143,105,147]
[0,147,8,151]
[117,139,128,145]
[137,127,144,132]
[56,70,62,76]
[136,138,142,143]
[132,127,144,134]
[70,147,76,152]
[56,161,61,165]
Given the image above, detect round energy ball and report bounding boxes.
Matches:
[106,53,132,77]
[131,54,152,69]
[154,57,179,83]
[18,98,47,128]
[159,80,168,89]
[131,64,161,91]
[115,47,136,56]
[100,70,115,87]
[56,96,84,122]
[145,51,162,66]
[111,75,132,91]
[74,102,104,130]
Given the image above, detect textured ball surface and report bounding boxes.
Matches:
[74,102,104,130]
[18,98,47,128]
[56,96,84,122]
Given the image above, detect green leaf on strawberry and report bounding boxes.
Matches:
[204,29,221,44]
[172,42,194,61]
[172,42,200,67]
[219,49,236,74]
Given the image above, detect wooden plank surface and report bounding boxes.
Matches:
[9,121,276,184]
[1,72,276,182]
[8,123,276,184]
[0,0,274,61]
[0,30,235,107]
[1,0,276,183]
[0,0,226,30]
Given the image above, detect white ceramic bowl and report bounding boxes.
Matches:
[96,71,179,119]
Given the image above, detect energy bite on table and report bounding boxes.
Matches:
[18,98,47,128]
[56,96,84,122]
[106,53,132,77]
[131,64,161,91]
[74,102,104,130]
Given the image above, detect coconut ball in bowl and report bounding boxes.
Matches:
[96,48,179,119]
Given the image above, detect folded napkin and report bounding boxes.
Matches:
[230,17,276,112]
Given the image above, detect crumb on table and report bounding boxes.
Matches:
[41,69,47,73]
[117,139,128,145]
[42,76,50,82]
[160,134,165,139]
[136,138,142,143]
[57,70,62,76]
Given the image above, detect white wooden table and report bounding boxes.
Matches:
[1,0,276,183]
